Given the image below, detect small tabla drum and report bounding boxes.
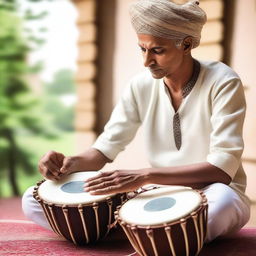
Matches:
[115,186,208,256]
[33,171,127,245]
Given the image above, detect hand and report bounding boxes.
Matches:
[59,155,86,175]
[38,153,89,180]
[38,150,65,180]
[83,169,149,195]
[39,148,112,181]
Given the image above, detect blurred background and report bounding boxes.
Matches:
[0,0,255,226]
[0,0,78,197]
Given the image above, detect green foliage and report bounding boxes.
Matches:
[0,0,76,196]
[45,69,76,95]
[43,96,75,131]
[43,69,76,132]
[0,131,75,197]
[24,9,48,20]
[0,1,55,196]
[26,0,54,2]
[0,0,17,11]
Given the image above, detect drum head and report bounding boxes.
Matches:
[119,186,202,226]
[38,171,112,205]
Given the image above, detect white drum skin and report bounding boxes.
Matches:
[119,186,202,226]
[38,172,114,205]
[33,171,127,245]
[115,186,208,256]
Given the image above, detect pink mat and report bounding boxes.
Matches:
[0,220,135,256]
[200,228,256,256]
[1,198,255,255]
[1,219,256,256]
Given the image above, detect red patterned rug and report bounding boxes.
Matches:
[1,219,256,256]
[0,198,256,255]
[0,219,135,256]
[200,228,256,256]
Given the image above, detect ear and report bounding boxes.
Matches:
[182,36,193,54]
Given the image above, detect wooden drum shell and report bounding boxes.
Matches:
[33,180,127,245]
[115,189,208,256]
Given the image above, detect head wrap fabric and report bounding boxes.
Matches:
[129,0,207,48]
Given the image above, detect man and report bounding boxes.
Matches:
[22,0,250,242]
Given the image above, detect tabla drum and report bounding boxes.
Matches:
[115,186,208,256]
[33,171,127,245]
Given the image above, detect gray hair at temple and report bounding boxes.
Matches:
[129,0,207,48]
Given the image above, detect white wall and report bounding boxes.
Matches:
[230,0,256,89]
[230,0,256,211]
[113,0,144,103]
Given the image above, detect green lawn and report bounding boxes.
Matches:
[0,131,75,197]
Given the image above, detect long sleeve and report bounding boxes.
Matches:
[92,82,141,160]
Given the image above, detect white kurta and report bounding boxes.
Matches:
[21,60,251,242]
[92,60,247,199]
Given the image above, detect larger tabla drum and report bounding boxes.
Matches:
[115,186,208,256]
[33,171,127,245]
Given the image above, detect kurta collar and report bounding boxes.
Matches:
[164,59,201,150]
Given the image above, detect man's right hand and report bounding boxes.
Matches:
[38,150,65,180]
[38,148,112,180]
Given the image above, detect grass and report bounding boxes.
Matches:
[0,131,75,197]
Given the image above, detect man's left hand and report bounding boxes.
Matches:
[83,169,149,195]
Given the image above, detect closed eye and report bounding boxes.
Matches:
[140,47,146,52]
[139,46,165,55]
[151,48,165,54]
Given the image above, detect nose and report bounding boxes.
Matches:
[143,51,155,67]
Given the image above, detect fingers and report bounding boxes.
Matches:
[84,171,115,189]
[84,179,117,193]
[87,185,123,195]
[60,156,76,174]
[55,152,65,167]
[85,171,113,185]
[84,171,110,193]
[38,150,65,180]
[84,170,138,195]
[38,160,58,176]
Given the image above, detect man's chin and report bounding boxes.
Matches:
[150,72,165,79]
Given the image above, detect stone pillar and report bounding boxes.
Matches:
[71,0,97,153]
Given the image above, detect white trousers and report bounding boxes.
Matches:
[22,183,250,242]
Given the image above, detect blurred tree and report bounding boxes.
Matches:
[43,69,76,131]
[45,69,75,95]
[0,0,53,196]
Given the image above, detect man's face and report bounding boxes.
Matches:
[137,34,185,79]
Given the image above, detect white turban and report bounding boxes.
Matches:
[129,0,207,48]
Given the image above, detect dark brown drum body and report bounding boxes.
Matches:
[115,186,208,256]
[33,172,127,245]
